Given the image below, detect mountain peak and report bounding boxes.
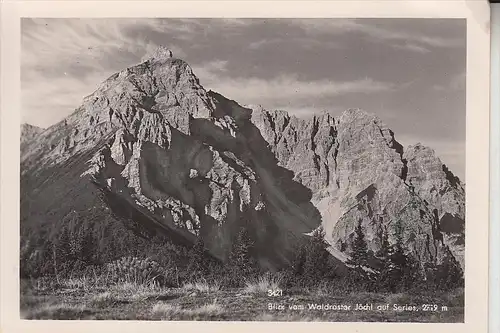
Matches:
[141,46,174,62]
[20,123,44,153]
[337,108,383,129]
[21,123,44,134]
[340,108,374,119]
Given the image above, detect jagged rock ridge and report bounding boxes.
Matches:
[21,123,44,156]
[20,48,322,270]
[20,47,465,271]
[250,106,465,269]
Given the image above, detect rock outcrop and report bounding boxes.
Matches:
[250,106,465,269]
[20,46,465,272]
[20,123,44,157]
[20,48,322,270]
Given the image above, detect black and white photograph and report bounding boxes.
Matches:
[0,0,489,329]
[16,17,469,323]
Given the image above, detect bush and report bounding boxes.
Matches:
[106,256,169,286]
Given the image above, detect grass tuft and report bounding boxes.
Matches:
[151,303,183,318]
[22,303,93,320]
[88,292,121,308]
[109,281,164,295]
[151,299,223,320]
[192,300,224,316]
[182,279,221,293]
[243,273,282,295]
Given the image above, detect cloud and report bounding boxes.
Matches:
[248,38,282,50]
[393,42,430,54]
[21,71,113,127]
[432,71,466,91]
[21,18,186,73]
[288,19,464,52]
[21,18,189,126]
[202,60,229,72]
[449,71,466,90]
[248,37,342,50]
[192,62,396,109]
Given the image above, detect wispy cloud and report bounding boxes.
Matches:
[288,18,464,52]
[22,71,110,127]
[248,37,342,50]
[433,71,466,91]
[202,60,229,72]
[193,62,396,109]
[21,18,185,74]
[393,42,430,54]
[21,18,188,126]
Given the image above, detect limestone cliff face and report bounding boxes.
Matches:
[21,46,465,271]
[251,107,465,269]
[21,47,215,172]
[403,144,465,267]
[21,48,321,269]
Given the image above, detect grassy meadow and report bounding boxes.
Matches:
[20,275,464,322]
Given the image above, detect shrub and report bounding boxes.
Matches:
[106,256,167,286]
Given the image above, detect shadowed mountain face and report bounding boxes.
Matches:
[20,47,465,271]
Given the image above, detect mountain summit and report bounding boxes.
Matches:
[141,46,174,62]
[20,48,465,273]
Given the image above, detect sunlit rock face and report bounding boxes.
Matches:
[252,107,465,269]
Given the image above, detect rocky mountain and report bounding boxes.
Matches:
[20,46,465,273]
[250,107,465,269]
[20,123,44,156]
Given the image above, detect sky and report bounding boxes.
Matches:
[21,18,466,179]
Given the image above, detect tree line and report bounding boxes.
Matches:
[20,215,463,293]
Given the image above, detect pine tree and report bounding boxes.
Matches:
[55,223,75,276]
[187,236,209,278]
[435,249,464,291]
[376,227,390,259]
[290,240,307,276]
[401,252,422,291]
[380,243,405,292]
[377,218,425,292]
[347,219,369,268]
[228,226,259,282]
[376,219,407,292]
[302,226,332,282]
[80,225,96,264]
